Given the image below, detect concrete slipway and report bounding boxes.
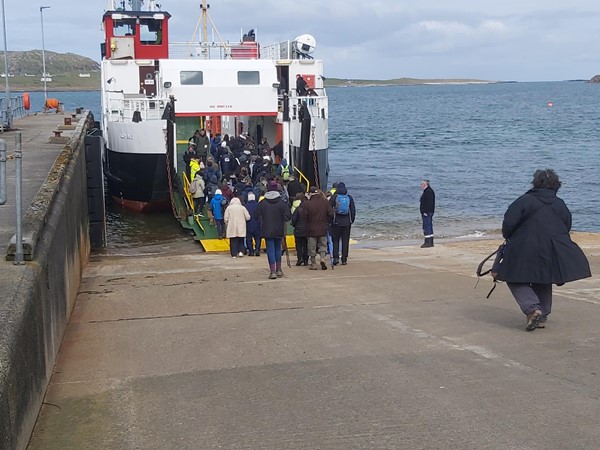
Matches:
[28,234,600,449]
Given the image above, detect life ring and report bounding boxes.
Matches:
[23,93,30,110]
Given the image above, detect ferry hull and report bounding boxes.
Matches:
[106,150,170,212]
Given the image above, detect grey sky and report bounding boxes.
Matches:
[3,0,600,81]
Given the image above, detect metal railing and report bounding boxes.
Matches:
[0,135,24,263]
[106,97,167,122]
[0,95,29,131]
[168,41,260,60]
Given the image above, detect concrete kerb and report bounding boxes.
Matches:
[6,112,92,261]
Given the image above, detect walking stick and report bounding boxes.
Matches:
[282,224,291,268]
[327,231,335,270]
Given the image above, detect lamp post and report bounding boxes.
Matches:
[40,5,50,107]
[1,0,12,129]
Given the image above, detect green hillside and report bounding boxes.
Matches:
[1,50,100,91]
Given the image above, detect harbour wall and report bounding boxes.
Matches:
[0,114,92,450]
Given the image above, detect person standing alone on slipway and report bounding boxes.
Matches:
[420,179,435,248]
[495,169,591,331]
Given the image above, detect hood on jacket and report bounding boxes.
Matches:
[264,191,281,201]
[211,175,218,183]
[230,197,241,206]
[336,182,347,195]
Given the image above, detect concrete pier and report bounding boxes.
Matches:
[0,112,92,450]
[27,234,600,449]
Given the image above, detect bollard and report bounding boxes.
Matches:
[14,132,24,265]
[0,139,6,205]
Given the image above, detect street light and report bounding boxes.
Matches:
[40,5,50,107]
[1,0,12,129]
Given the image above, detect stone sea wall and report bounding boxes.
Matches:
[0,115,91,450]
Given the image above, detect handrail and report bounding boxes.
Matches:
[293,165,310,192]
[182,171,205,234]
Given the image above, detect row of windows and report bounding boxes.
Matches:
[180,71,260,86]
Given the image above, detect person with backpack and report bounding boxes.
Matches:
[328,181,356,265]
[276,158,293,182]
[210,189,227,238]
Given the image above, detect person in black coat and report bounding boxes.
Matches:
[496,169,591,331]
[256,181,292,279]
[291,193,309,266]
[329,181,356,265]
[420,179,435,248]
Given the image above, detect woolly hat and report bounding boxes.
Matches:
[215,189,222,195]
[309,186,318,193]
[267,181,279,192]
[247,192,256,201]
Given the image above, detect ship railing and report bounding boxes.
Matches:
[260,41,292,60]
[182,172,205,233]
[106,97,166,122]
[168,41,260,60]
[292,166,310,192]
[288,94,328,120]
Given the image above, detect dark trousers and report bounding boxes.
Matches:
[246,229,261,253]
[330,224,351,262]
[230,237,245,256]
[194,197,205,214]
[421,213,433,237]
[215,219,225,238]
[294,236,308,263]
[507,282,553,319]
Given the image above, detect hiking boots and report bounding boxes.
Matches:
[309,263,318,270]
[526,309,542,331]
[320,261,328,270]
[421,237,434,248]
[537,320,546,329]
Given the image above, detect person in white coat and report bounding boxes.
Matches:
[224,197,250,258]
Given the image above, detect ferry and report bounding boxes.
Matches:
[100,0,329,218]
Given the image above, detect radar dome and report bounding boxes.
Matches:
[294,34,316,55]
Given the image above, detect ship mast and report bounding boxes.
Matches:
[201,0,208,45]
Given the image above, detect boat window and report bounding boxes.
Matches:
[238,71,260,85]
[180,71,204,85]
[140,19,163,45]
[112,19,136,37]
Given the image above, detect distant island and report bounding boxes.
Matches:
[1,50,597,91]
[0,50,100,91]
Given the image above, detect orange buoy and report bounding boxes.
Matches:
[23,92,31,110]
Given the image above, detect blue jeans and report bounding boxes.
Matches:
[265,238,282,267]
[421,213,433,238]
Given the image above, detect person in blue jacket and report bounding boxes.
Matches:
[210,189,226,238]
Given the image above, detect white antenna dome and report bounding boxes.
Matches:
[294,34,316,56]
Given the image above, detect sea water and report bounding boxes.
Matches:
[27,82,600,247]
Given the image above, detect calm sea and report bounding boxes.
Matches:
[28,82,600,247]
